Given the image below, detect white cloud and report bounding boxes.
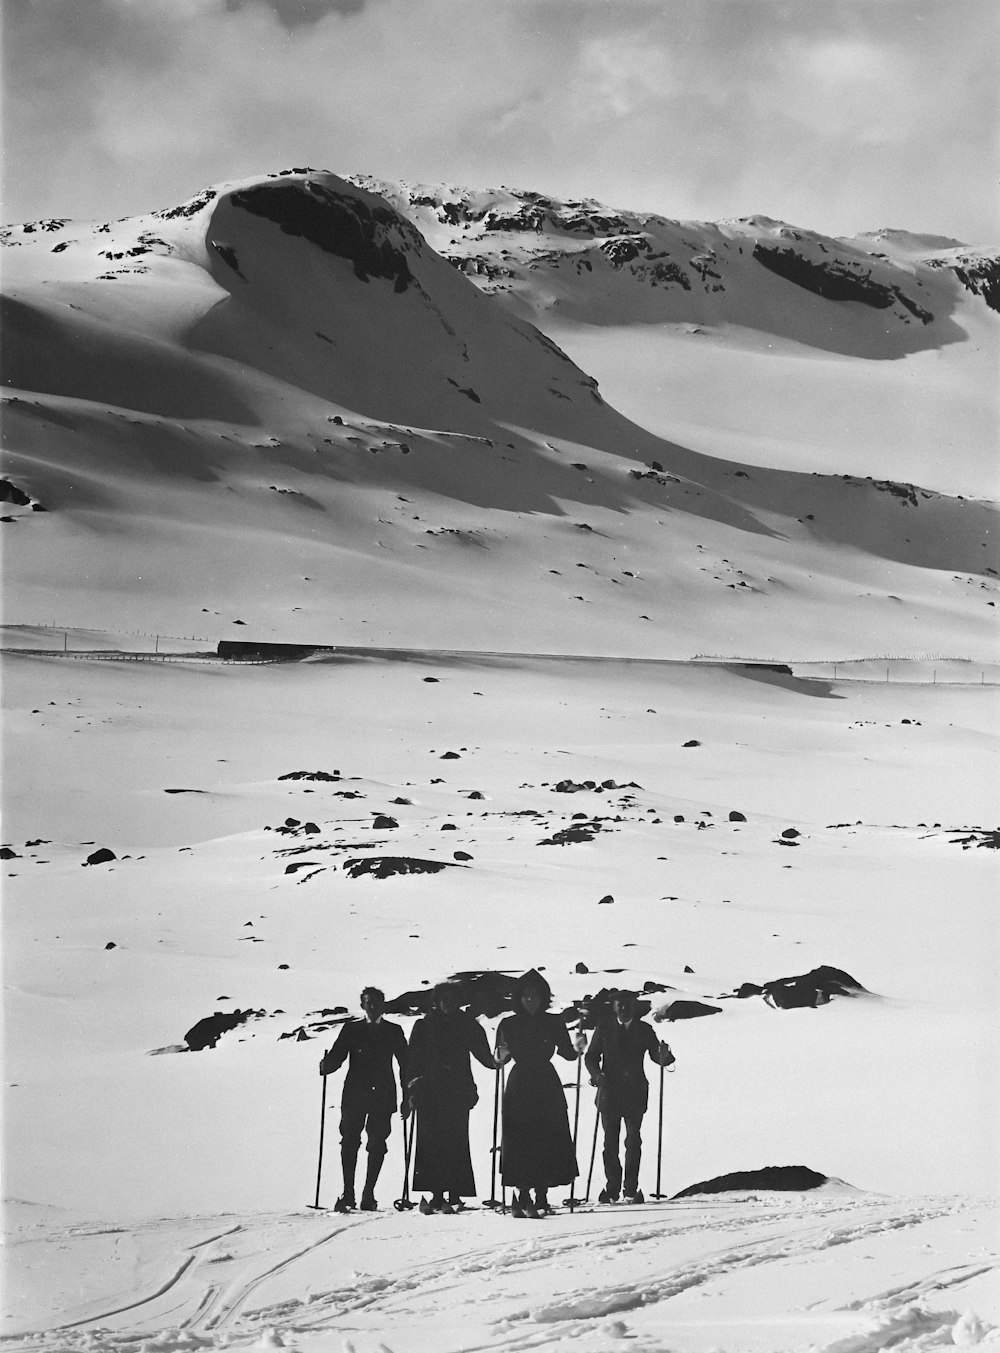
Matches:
[2,0,996,241]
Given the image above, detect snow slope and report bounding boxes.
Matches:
[2,170,997,657]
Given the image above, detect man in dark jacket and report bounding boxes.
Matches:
[320,986,407,1211]
[584,989,673,1203]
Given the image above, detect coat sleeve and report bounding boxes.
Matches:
[553,1016,576,1060]
[468,1016,495,1070]
[320,1021,353,1076]
[642,1020,660,1062]
[405,1019,425,1084]
[584,1023,605,1080]
[393,1022,409,1085]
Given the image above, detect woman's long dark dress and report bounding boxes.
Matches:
[498,1011,578,1189]
[407,1009,493,1197]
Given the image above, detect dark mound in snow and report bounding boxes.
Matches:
[674,1165,829,1197]
[762,965,869,1009]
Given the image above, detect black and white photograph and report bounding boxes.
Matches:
[2,1,998,1348]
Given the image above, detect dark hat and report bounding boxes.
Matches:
[514,968,552,1007]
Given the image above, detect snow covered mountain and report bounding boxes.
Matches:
[351,178,997,357]
[1,169,997,658]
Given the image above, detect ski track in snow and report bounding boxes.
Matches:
[12,1196,996,1352]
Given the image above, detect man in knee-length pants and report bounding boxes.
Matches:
[320,987,407,1211]
[584,990,673,1204]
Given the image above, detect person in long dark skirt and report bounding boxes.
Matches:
[495,969,584,1218]
[406,982,494,1214]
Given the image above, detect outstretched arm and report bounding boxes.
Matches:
[319,1021,352,1076]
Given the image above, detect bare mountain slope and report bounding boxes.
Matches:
[1,170,997,656]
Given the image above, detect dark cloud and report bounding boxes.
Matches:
[224,0,367,26]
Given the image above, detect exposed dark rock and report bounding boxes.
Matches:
[780,828,801,839]
[729,811,746,822]
[278,770,341,781]
[231,181,414,293]
[343,856,461,879]
[1,847,20,860]
[83,847,116,866]
[184,1007,262,1051]
[538,823,603,845]
[598,894,614,905]
[654,999,722,1021]
[733,982,764,998]
[674,1165,829,1198]
[683,740,701,748]
[753,244,931,321]
[762,965,869,1009]
[0,479,32,506]
[929,252,1000,313]
[371,815,399,829]
[949,829,1000,850]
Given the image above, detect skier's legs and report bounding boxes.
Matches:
[600,1107,624,1196]
[622,1113,644,1197]
[339,1101,366,1204]
[361,1106,392,1199]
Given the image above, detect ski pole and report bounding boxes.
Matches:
[564,1048,583,1208]
[394,1107,416,1211]
[652,1059,666,1200]
[584,1087,601,1203]
[484,1064,501,1207]
[308,1073,328,1210]
[499,1059,507,1215]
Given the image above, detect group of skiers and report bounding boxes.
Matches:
[318,969,675,1217]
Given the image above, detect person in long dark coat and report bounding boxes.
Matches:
[406,982,494,1213]
[320,986,408,1211]
[495,969,583,1218]
[584,989,674,1203]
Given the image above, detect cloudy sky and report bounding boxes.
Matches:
[3,0,996,242]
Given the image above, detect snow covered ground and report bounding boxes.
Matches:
[2,170,998,1350]
[3,649,998,1350]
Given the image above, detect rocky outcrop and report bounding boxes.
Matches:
[752,244,932,321]
[230,180,416,292]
